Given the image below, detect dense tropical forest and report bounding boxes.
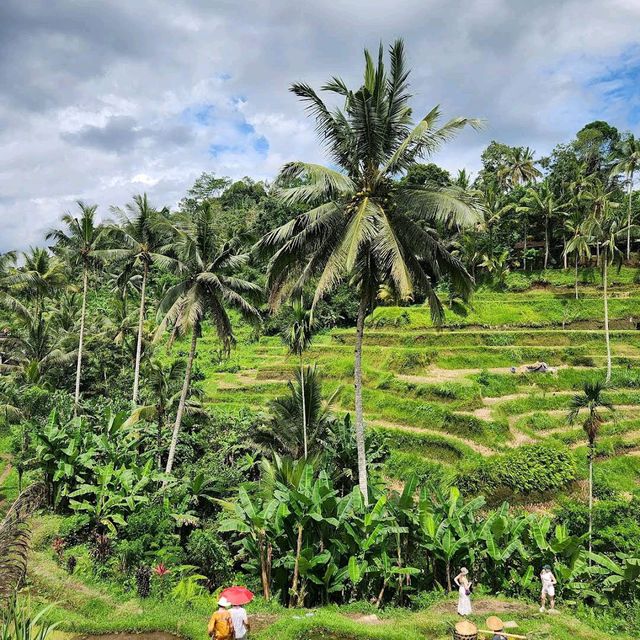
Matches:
[2,40,640,639]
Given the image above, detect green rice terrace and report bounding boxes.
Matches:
[193,272,640,504]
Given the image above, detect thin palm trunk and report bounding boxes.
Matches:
[575,253,579,300]
[74,268,88,412]
[522,218,528,271]
[627,171,633,261]
[156,407,164,470]
[588,442,594,562]
[165,329,197,476]
[354,296,369,505]
[563,236,568,270]
[290,523,304,607]
[300,357,307,459]
[259,534,272,600]
[544,216,549,269]
[603,254,611,383]
[132,262,148,404]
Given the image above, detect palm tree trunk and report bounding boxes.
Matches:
[156,407,164,470]
[74,268,88,412]
[132,262,148,404]
[575,253,579,300]
[544,216,549,269]
[290,523,303,607]
[300,357,307,459]
[446,560,452,593]
[354,296,369,505]
[522,218,528,271]
[588,443,594,562]
[603,254,612,383]
[627,171,633,261]
[258,534,271,600]
[563,236,568,270]
[165,329,197,476]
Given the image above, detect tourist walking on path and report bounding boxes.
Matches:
[454,567,472,616]
[207,598,234,640]
[540,564,557,612]
[230,604,251,639]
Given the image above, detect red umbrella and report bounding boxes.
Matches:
[219,586,254,605]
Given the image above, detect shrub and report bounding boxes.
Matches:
[384,450,451,487]
[136,565,151,598]
[186,528,234,590]
[473,370,519,396]
[58,514,91,545]
[120,504,177,561]
[66,555,77,574]
[459,444,576,496]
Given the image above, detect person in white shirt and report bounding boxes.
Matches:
[230,604,250,640]
[540,564,557,612]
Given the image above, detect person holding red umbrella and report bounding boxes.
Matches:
[219,587,254,640]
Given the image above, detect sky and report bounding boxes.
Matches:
[1,0,640,251]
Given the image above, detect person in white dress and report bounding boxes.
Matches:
[454,567,472,615]
[540,564,557,612]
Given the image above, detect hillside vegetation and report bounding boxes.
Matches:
[184,270,640,506]
[3,39,640,640]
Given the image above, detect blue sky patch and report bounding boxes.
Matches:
[588,45,640,125]
[253,135,269,155]
[209,142,239,157]
[182,104,215,126]
[236,121,255,135]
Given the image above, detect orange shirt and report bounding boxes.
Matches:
[207,609,234,640]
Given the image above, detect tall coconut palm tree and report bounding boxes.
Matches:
[5,247,65,317]
[582,180,623,382]
[564,211,592,300]
[0,295,74,385]
[256,40,483,503]
[519,182,569,269]
[0,251,17,286]
[498,147,542,189]
[46,202,107,408]
[155,208,261,476]
[568,382,615,557]
[105,194,178,404]
[124,357,205,469]
[254,365,338,460]
[611,134,640,260]
[480,184,514,258]
[499,148,542,270]
[283,297,316,458]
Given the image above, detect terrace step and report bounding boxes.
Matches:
[369,419,494,456]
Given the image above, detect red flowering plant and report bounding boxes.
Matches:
[52,537,65,563]
[153,563,171,598]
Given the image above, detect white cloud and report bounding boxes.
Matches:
[1,0,640,250]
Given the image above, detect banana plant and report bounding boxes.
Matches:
[589,552,640,593]
[218,486,282,601]
[34,410,96,506]
[68,461,152,534]
[418,486,485,591]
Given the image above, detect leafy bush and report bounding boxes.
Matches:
[58,514,91,545]
[384,450,450,487]
[459,444,577,496]
[472,370,519,396]
[186,527,234,589]
[119,505,180,564]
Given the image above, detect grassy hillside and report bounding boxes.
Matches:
[178,271,640,503]
[25,516,630,640]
